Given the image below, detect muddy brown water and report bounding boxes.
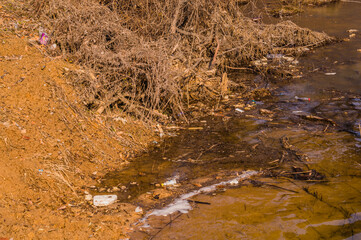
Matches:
[99,2,361,239]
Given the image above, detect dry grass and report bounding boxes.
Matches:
[21,0,334,118]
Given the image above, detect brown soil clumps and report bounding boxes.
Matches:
[0,8,156,239]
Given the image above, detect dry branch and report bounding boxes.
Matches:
[25,0,334,119]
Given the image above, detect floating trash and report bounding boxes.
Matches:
[162,175,179,187]
[325,72,336,76]
[266,54,284,59]
[295,96,310,101]
[138,170,258,222]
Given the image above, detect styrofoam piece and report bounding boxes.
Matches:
[93,195,117,206]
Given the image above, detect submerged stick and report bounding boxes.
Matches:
[149,213,183,240]
[187,200,211,205]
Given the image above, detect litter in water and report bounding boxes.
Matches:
[235,108,245,113]
[295,96,310,101]
[162,175,179,187]
[138,170,258,224]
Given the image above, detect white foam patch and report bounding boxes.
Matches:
[138,170,258,225]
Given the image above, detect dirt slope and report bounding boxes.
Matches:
[0,6,155,239]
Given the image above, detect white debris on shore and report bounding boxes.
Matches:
[138,170,258,226]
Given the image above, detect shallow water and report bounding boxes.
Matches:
[103,2,361,239]
[292,1,361,94]
[142,3,361,239]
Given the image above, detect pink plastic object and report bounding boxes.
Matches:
[39,32,49,45]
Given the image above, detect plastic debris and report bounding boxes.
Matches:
[139,170,258,220]
[228,178,239,185]
[266,54,283,59]
[325,72,336,76]
[162,177,178,187]
[39,32,49,45]
[295,96,310,101]
[292,110,305,114]
[235,108,244,113]
[135,206,143,213]
[93,195,117,206]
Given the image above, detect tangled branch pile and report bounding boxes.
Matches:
[27,0,334,119]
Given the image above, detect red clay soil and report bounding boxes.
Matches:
[0,5,156,239]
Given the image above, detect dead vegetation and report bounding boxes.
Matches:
[17,0,334,119]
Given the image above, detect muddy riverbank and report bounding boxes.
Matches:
[1,0,360,239]
[108,2,361,239]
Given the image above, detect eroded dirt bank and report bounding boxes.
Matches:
[1,0,358,239]
[0,8,160,239]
